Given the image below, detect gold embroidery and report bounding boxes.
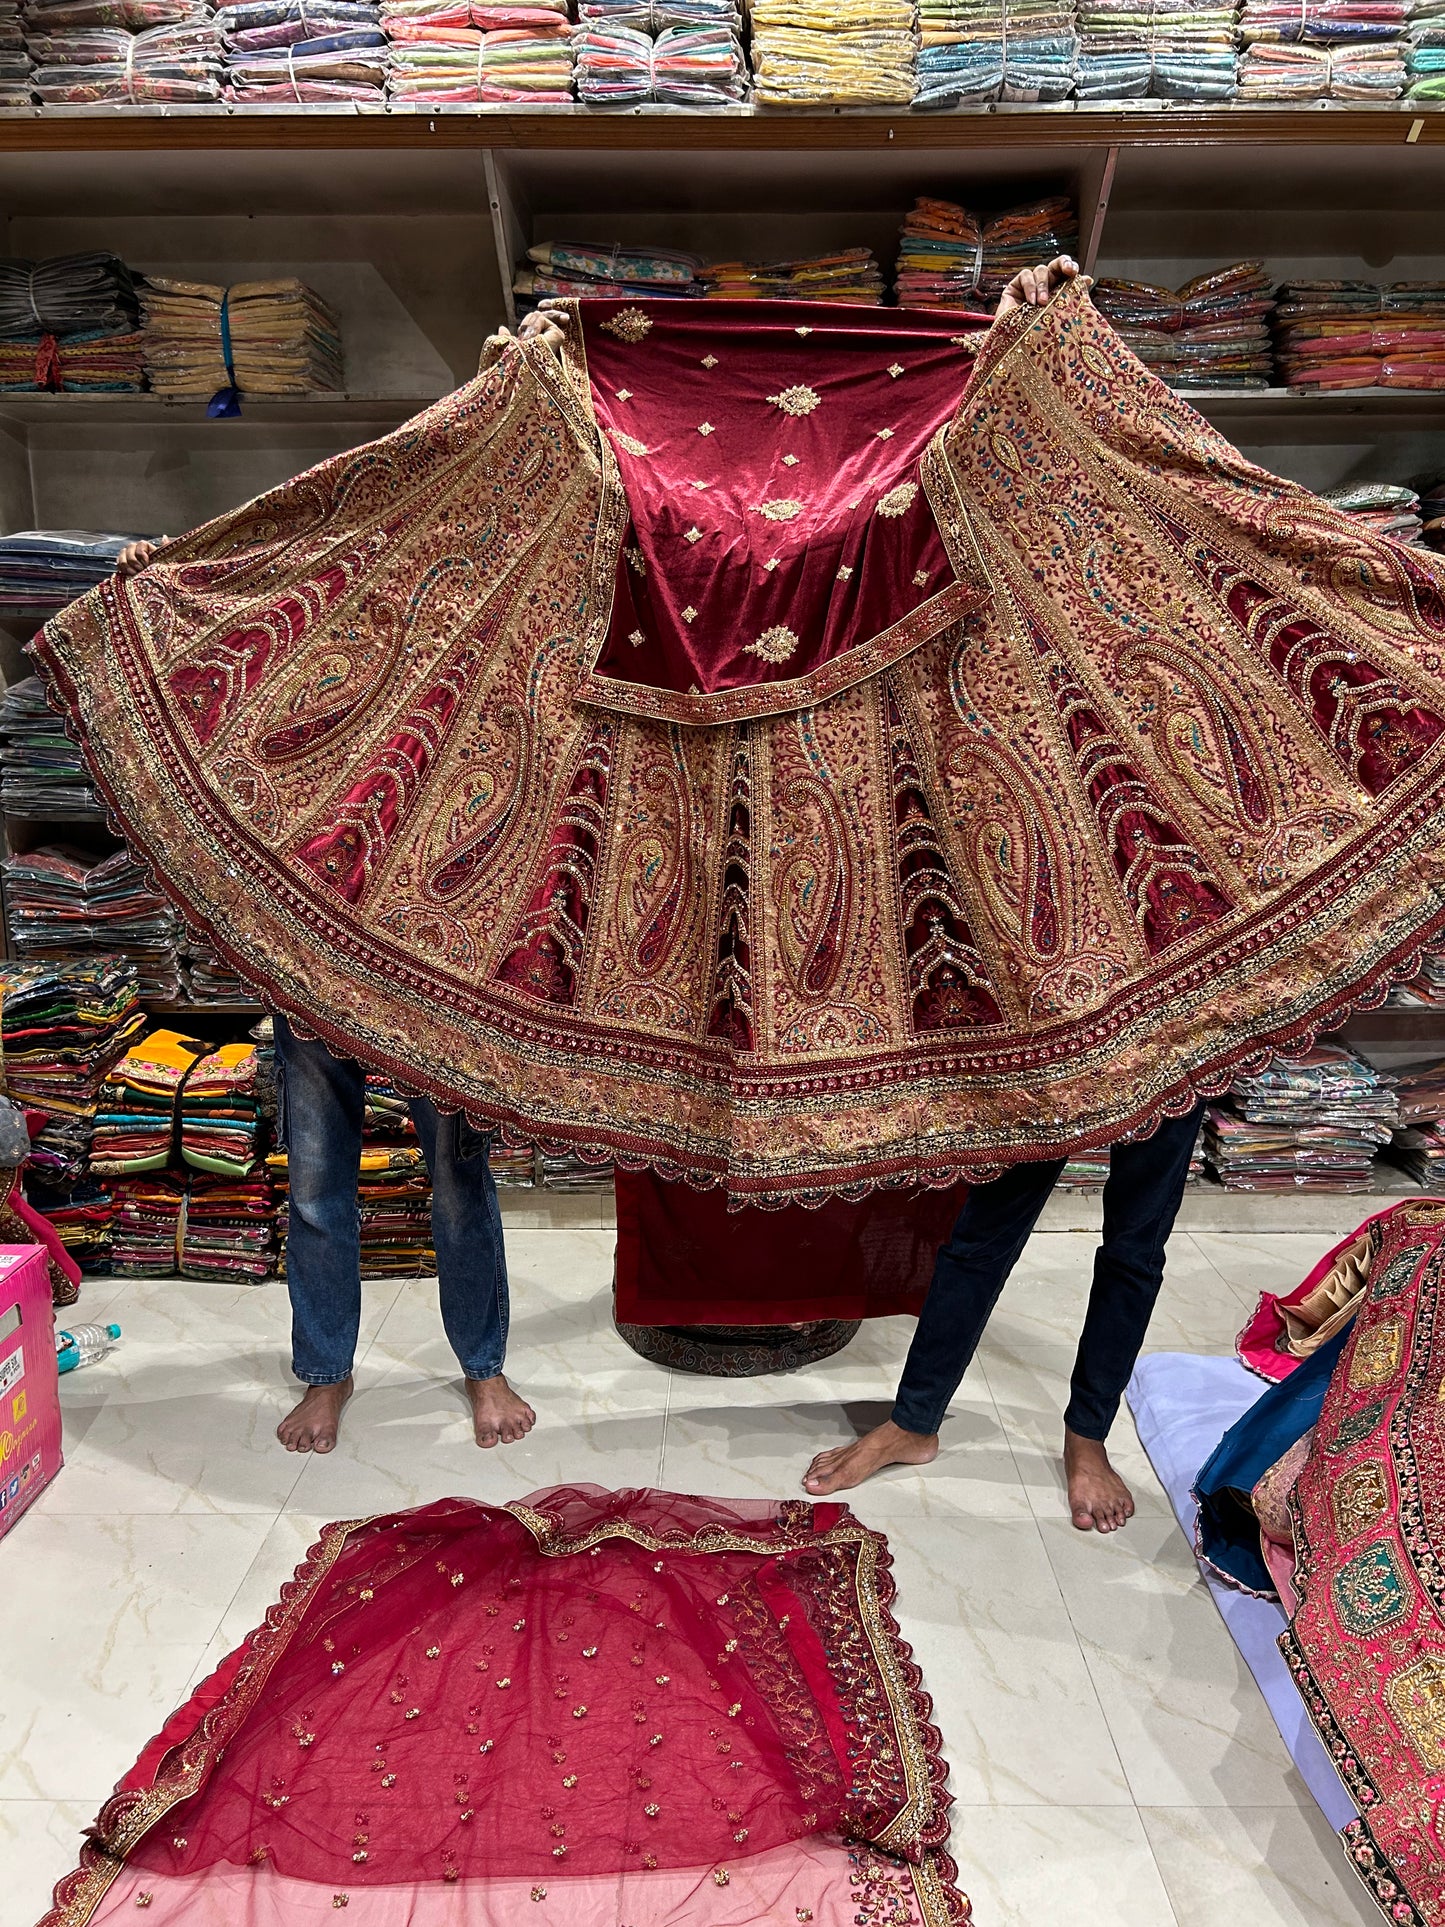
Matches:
[913,570,930,588]
[768,385,821,418]
[887,363,905,378]
[1387,1655,1445,1767]
[697,422,716,436]
[615,389,633,401]
[748,626,800,665]
[601,308,651,343]
[1351,1319,1405,1388]
[628,630,645,648]
[612,431,650,458]
[794,326,813,337]
[763,558,780,572]
[875,481,918,518]
[681,607,698,623]
[876,428,895,441]
[701,355,719,369]
[782,454,800,467]
[755,501,803,523]
[1332,1461,1391,1539]
[624,546,646,575]
[684,527,703,543]
[690,479,708,489]
[837,566,854,582]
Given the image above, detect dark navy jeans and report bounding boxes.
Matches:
[274,1015,509,1386]
[891,1103,1206,1441]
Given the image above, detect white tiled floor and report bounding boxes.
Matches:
[1,1231,1380,1927]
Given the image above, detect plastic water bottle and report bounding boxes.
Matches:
[56,1323,121,1374]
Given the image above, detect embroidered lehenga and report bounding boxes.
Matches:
[40,1489,969,1927]
[33,279,1445,1201]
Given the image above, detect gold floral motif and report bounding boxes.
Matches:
[837,566,854,582]
[767,384,821,418]
[1351,1319,1405,1389]
[684,527,703,543]
[875,481,919,518]
[913,570,930,588]
[755,500,804,523]
[601,307,651,343]
[747,626,801,665]
[612,431,650,458]
[681,607,698,624]
[876,428,895,441]
[701,355,719,369]
[628,630,645,649]
[794,326,813,337]
[887,363,905,378]
[624,546,646,576]
[697,422,715,436]
[615,388,633,401]
[763,558,780,572]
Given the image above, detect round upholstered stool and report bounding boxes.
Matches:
[612,1307,861,1376]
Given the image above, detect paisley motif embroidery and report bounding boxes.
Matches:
[707,736,754,1050]
[875,482,919,519]
[754,501,804,523]
[767,386,821,418]
[747,627,800,665]
[601,307,651,343]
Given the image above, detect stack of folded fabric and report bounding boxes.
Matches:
[0,677,102,820]
[0,252,145,394]
[180,1042,264,1177]
[575,3,746,102]
[473,1,573,96]
[219,0,386,98]
[139,276,344,402]
[108,1173,185,1276]
[182,1174,276,1281]
[514,240,704,312]
[702,248,887,301]
[0,532,138,608]
[651,16,746,97]
[1407,0,1445,90]
[89,1029,201,1177]
[184,935,257,1005]
[25,1176,114,1274]
[24,0,226,102]
[490,1137,537,1185]
[915,0,1076,104]
[749,0,918,102]
[1274,282,1445,391]
[540,1148,614,1189]
[1091,262,1276,388]
[1319,480,1424,543]
[0,959,144,1186]
[1076,0,1238,98]
[0,0,32,100]
[1205,1045,1399,1192]
[179,1043,275,1279]
[894,197,986,306]
[3,846,184,1000]
[382,0,484,100]
[1423,477,1445,552]
[1386,1057,1445,1185]
[1238,0,1408,94]
[975,196,1078,302]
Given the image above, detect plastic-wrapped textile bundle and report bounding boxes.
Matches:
[90,1030,202,1178]
[0,533,139,608]
[0,325,146,393]
[915,0,1076,106]
[0,253,140,384]
[140,276,343,403]
[1395,1058,1445,1124]
[0,677,103,819]
[540,1148,614,1189]
[749,0,918,103]
[473,13,573,95]
[701,248,887,301]
[1318,480,1423,544]
[1238,0,1406,38]
[0,959,144,1186]
[514,240,703,311]
[575,18,746,99]
[2,846,184,1001]
[1205,1045,1399,1193]
[490,1139,536,1185]
[218,0,381,49]
[1075,0,1238,98]
[574,18,652,93]
[180,1042,264,1177]
[183,935,258,1004]
[28,14,225,99]
[1407,0,1445,90]
[222,28,388,91]
[1090,261,1275,389]
[1388,1122,1445,1184]
[0,2,33,98]
[893,197,993,312]
[109,1172,184,1276]
[1239,34,1405,89]
[25,1176,114,1273]
[1273,281,1445,391]
[384,13,487,101]
[975,195,1077,301]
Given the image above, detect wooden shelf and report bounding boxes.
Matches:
[0,394,439,428]
[1179,387,1445,419]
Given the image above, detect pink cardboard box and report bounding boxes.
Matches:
[0,1245,61,1540]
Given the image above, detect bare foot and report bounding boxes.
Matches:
[1064,1426,1135,1533]
[802,1419,938,1496]
[277,1377,352,1454]
[466,1374,536,1448]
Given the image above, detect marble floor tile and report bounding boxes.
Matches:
[1141,1804,1382,1927]
[1188,1232,1336,1305]
[948,1805,1181,1927]
[1,1800,104,1927]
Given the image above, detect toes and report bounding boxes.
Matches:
[1071,1503,1096,1531]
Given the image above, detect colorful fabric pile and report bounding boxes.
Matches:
[1318,479,1424,543]
[490,1137,537,1185]
[180,1042,264,1176]
[0,252,144,394]
[915,0,1077,104]
[25,1175,113,1273]
[184,935,257,1005]
[0,676,101,820]
[139,275,343,403]
[541,1147,615,1189]
[1238,0,1407,95]
[1403,939,1445,1002]
[90,1030,201,1177]
[514,241,703,312]
[108,1172,185,1275]
[575,5,746,103]
[701,248,887,301]
[0,0,32,101]
[1273,281,1445,390]
[382,0,481,101]
[179,1043,275,1279]
[1076,0,1239,98]
[470,3,573,97]
[0,959,144,1186]
[1090,262,1276,388]
[181,1172,276,1281]
[1205,1046,1399,1192]
[1,846,183,999]
[219,0,387,99]
[0,533,138,610]
[748,0,918,102]
[894,198,988,309]
[973,195,1078,301]
[26,11,225,102]
[1407,0,1445,91]
[1386,1056,1445,1182]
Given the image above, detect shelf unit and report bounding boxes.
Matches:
[0,112,1441,1225]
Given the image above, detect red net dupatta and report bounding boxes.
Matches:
[40,1489,970,1927]
[1282,1201,1445,1925]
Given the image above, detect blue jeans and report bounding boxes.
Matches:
[274,1016,509,1386]
[891,1103,1205,1441]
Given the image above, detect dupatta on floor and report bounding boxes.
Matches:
[39,1489,968,1927]
[33,279,1445,1201]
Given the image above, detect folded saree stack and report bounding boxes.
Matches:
[184,933,257,1003]
[269,1071,433,1277]
[1319,479,1424,543]
[180,1042,264,1176]
[893,197,988,308]
[514,240,702,313]
[1,846,183,999]
[0,959,143,1186]
[1238,0,1408,94]
[1386,1061,1445,1182]
[139,275,343,401]
[0,0,31,99]
[1205,1045,1399,1192]
[1076,0,1239,98]
[914,0,1077,104]
[90,1029,201,1177]
[24,0,226,102]
[26,1175,114,1273]
[1090,262,1275,388]
[701,247,887,300]
[0,251,144,395]
[0,531,136,608]
[974,194,1078,299]
[575,0,747,105]
[1274,281,1445,390]
[749,0,918,103]
[1407,0,1445,90]
[180,1171,276,1279]
[108,1172,184,1274]
[0,676,101,819]
[218,0,387,99]
[383,0,572,103]
[472,4,574,98]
